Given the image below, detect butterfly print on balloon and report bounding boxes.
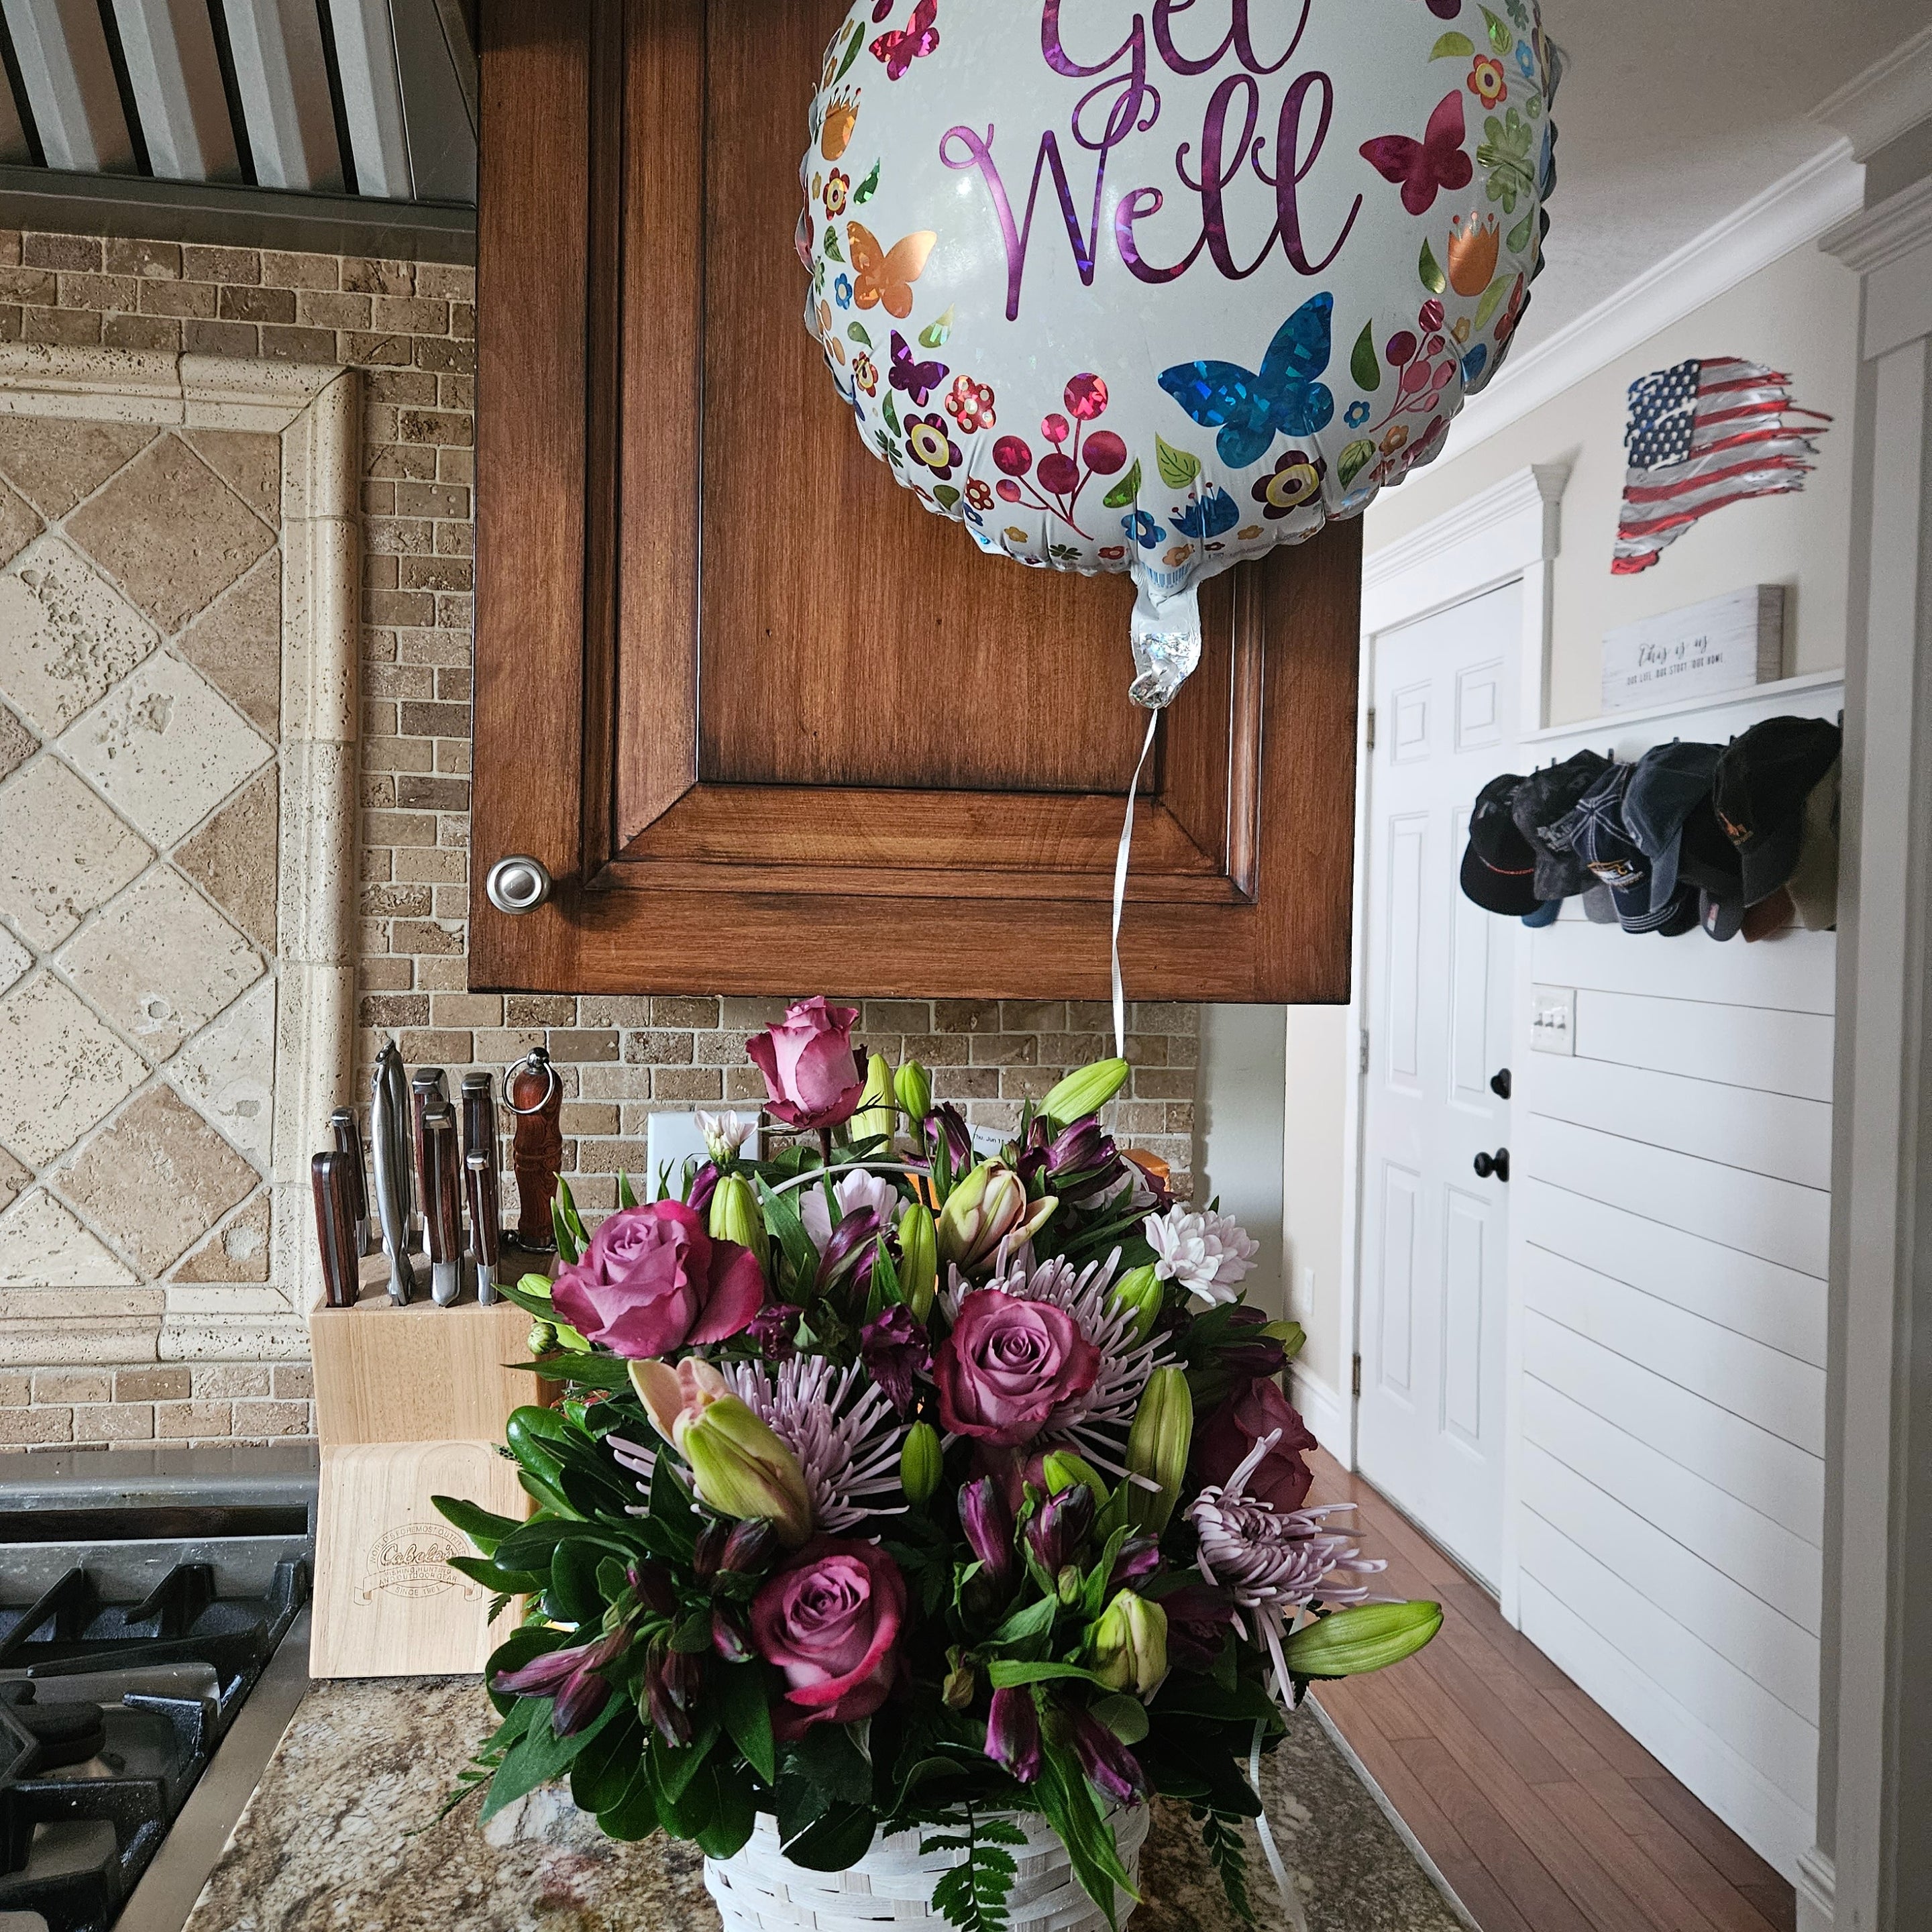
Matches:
[1158,292,1337,469]
[888,331,948,407]
[847,222,937,318]
[1360,91,1474,217]
[870,0,938,80]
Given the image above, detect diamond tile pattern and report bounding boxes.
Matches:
[0,702,36,783]
[0,419,154,519]
[66,435,275,636]
[0,1147,28,1214]
[0,757,152,950]
[174,554,280,738]
[0,927,30,998]
[58,867,264,1063]
[60,651,272,847]
[173,766,277,949]
[0,1189,138,1287]
[0,535,158,737]
[0,480,39,570]
[54,1086,258,1275]
[170,1195,270,1283]
[0,972,148,1166]
[170,979,275,1164]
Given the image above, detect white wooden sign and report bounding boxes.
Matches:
[1600,586,1784,712]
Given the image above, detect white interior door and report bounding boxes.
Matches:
[1356,581,1519,1588]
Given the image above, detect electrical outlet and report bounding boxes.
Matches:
[1531,984,1576,1055]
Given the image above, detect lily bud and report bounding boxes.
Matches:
[643,1638,698,1748]
[937,1161,1057,1269]
[901,1421,942,1504]
[959,1475,1016,1590]
[1040,1058,1130,1126]
[633,1356,812,1545]
[1106,1265,1163,1343]
[1090,1590,1169,1698]
[986,1685,1042,1783]
[1041,1450,1109,1517]
[1123,1366,1192,1535]
[895,1059,932,1125]
[1025,1480,1094,1575]
[943,1647,977,1710]
[897,1201,938,1320]
[851,1053,897,1146]
[1279,1601,1444,1679]
[708,1172,767,1255]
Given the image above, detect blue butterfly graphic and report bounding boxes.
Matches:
[1158,293,1336,468]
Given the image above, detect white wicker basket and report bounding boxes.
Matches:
[704,1806,1152,1932]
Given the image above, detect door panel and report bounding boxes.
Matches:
[1356,582,1519,1587]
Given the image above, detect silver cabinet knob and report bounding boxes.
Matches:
[486,855,552,914]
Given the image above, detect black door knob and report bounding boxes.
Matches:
[1490,1067,1512,1099]
[1473,1148,1510,1182]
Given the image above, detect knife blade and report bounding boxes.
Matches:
[411,1067,447,1248]
[424,1104,463,1305]
[328,1106,370,1256]
[311,1150,360,1309]
[370,1042,416,1304]
[461,1073,500,1304]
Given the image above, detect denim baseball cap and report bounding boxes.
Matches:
[1557,763,1693,934]
[1624,740,1723,916]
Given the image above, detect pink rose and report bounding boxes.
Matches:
[750,1536,906,1736]
[550,1199,764,1359]
[934,1289,1099,1447]
[747,997,864,1131]
[1194,1377,1317,1513]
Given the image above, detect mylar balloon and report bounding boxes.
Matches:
[800,0,1558,706]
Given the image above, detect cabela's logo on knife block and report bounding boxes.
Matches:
[356,1519,476,1603]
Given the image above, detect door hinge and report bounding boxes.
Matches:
[1358,1028,1370,1075]
[1365,706,1376,751]
[1351,1353,1362,1397]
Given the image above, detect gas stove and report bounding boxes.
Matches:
[0,1447,317,1932]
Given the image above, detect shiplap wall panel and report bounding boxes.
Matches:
[1521,1115,1831,1276]
[1526,1250,1825,1452]
[1510,680,1839,1878]
[1530,1055,1831,1189]
[1522,1378,1821,1632]
[1519,1179,1825,1363]
[1572,989,1835,1102]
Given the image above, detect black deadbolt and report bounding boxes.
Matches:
[1473,1148,1510,1182]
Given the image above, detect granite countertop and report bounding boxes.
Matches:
[182,1678,1465,1932]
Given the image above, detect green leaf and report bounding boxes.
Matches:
[782,1802,878,1869]
[717,1661,777,1784]
[431,1493,522,1556]
[482,1693,621,1819]
[1474,272,1513,331]
[756,1177,818,1290]
[1507,208,1535,254]
[984,1660,1106,1688]
[571,1713,646,1814]
[882,392,901,435]
[1089,1694,1149,1745]
[598,1762,660,1840]
[652,1717,721,1804]
[853,158,881,204]
[506,1350,633,1391]
[1338,439,1377,489]
[918,305,955,349]
[616,1170,639,1210]
[1419,237,1447,294]
[1196,1809,1255,1925]
[932,484,961,513]
[1429,30,1474,57]
[1480,5,1513,50]
[547,1536,608,1623]
[847,321,873,347]
[551,1197,581,1266]
[822,226,845,263]
[696,1764,758,1858]
[1350,320,1381,393]
[987,1593,1061,1646]
[1155,435,1200,490]
[1036,1744,1136,1928]
[1101,457,1142,509]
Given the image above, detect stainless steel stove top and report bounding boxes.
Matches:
[0,1447,318,1932]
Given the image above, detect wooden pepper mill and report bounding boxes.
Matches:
[508,1044,564,1251]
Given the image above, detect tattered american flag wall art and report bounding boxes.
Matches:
[1612,358,1831,575]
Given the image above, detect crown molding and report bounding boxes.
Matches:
[1821,172,1932,274]
[1442,140,1864,460]
[1811,23,1932,161]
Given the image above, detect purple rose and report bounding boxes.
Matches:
[550,1198,765,1359]
[1193,1377,1317,1513]
[746,998,864,1131]
[934,1289,1099,1446]
[751,1536,906,1737]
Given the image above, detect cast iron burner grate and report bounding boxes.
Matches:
[0,1556,308,1932]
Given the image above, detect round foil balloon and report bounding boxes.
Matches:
[800,0,1557,704]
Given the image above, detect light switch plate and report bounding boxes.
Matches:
[1531,984,1576,1055]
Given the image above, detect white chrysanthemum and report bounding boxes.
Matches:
[696,1110,753,1161]
[800,1169,899,1252]
[940,1250,1165,1476]
[1144,1205,1258,1303]
[1187,1429,1385,1703]
[720,1354,905,1533]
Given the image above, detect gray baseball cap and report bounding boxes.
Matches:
[1624,740,1723,916]
[1511,749,1611,901]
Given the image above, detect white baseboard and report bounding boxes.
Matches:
[1795,1847,1835,1932]
[1290,1365,1352,1465]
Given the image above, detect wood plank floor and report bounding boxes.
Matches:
[1303,1448,1797,1932]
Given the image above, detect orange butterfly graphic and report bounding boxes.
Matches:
[847,223,936,319]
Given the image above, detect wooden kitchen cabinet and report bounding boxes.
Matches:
[470,0,1359,1000]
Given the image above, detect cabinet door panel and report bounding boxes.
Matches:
[472,0,1359,1000]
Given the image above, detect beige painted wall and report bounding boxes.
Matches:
[1283,237,1859,1446]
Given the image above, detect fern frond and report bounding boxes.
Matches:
[922,1805,1022,1932]
[1195,1807,1255,1926]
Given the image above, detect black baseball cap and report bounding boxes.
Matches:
[1461,773,1546,916]
[1511,749,1611,901]
[1713,716,1841,905]
[1678,796,1746,941]
[1558,763,1693,934]
[1624,740,1722,916]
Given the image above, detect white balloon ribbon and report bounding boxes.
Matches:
[1110,707,1161,1061]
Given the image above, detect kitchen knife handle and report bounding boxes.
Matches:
[312,1152,360,1309]
[329,1106,369,1251]
[426,1107,463,1304]
[411,1068,447,1237]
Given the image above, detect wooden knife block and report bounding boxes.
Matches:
[309,1280,536,1678]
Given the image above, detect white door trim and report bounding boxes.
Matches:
[1328,466,1568,1536]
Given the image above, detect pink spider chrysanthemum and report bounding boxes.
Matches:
[719,1354,906,1534]
[1187,1428,1387,1703]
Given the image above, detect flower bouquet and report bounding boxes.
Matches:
[441,998,1441,1932]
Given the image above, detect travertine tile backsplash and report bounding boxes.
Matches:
[0,228,1198,1450]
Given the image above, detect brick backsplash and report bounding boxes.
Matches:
[0,227,1199,1451]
